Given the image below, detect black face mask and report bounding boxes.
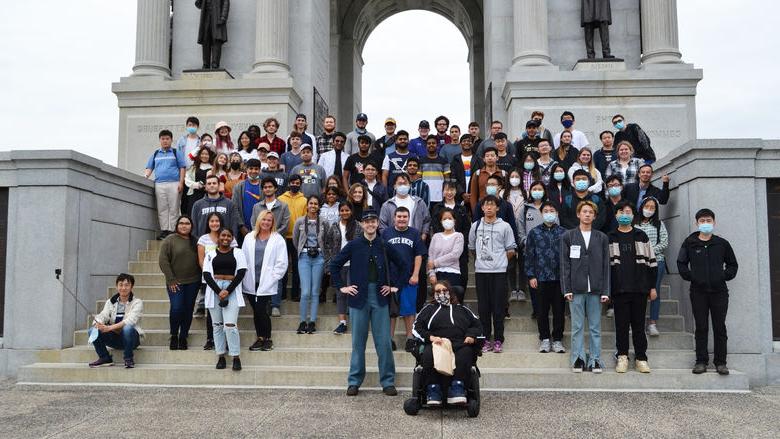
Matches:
[289,186,301,193]
[230,162,241,170]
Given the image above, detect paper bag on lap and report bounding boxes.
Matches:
[433,338,456,376]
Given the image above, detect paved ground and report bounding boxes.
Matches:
[1,380,779,438]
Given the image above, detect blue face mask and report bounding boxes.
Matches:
[698,223,714,234]
[613,121,625,130]
[186,126,197,135]
[531,190,544,200]
[486,186,498,196]
[561,120,574,129]
[574,180,589,192]
[542,212,557,224]
[523,161,535,171]
[608,186,622,197]
[617,213,633,226]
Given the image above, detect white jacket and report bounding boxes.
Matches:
[317,149,348,177]
[202,248,248,308]
[241,231,288,296]
[95,293,144,338]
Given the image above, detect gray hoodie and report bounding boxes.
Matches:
[468,217,517,273]
[190,194,241,237]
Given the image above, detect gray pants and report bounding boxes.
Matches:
[155,181,181,231]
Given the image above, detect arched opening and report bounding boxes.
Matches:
[361,11,471,136]
[332,0,484,133]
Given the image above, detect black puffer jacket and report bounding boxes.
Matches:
[413,303,484,350]
[676,232,738,293]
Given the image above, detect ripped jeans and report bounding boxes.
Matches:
[207,280,241,356]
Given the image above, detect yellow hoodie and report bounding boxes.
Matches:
[278,191,307,238]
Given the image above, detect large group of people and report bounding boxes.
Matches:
[88,111,738,398]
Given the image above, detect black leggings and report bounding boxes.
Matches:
[244,294,272,339]
[421,343,475,386]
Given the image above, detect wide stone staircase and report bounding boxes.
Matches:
[18,240,750,391]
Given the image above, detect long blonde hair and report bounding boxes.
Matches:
[577,147,599,181]
[252,209,277,236]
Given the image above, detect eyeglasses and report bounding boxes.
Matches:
[434,288,449,294]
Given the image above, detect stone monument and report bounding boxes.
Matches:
[581,0,615,59]
[196,0,230,69]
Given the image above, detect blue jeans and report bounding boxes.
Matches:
[648,260,666,321]
[167,281,200,339]
[208,280,241,357]
[570,293,603,367]
[298,253,324,322]
[348,283,395,388]
[89,324,140,361]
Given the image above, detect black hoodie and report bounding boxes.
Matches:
[676,232,738,293]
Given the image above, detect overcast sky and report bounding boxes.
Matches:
[0,1,777,166]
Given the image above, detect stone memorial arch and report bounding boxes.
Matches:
[115,0,701,173]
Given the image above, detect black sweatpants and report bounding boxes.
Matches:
[244,294,273,339]
[537,281,565,341]
[613,293,648,361]
[421,343,475,386]
[475,272,507,342]
[690,290,729,366]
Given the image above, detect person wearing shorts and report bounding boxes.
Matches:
[382,206,427,352]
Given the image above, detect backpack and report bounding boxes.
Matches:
[152,147,179,166]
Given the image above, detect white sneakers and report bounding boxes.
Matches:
[551,340,566,353]
[636,360,651,373]
[616,355,629,373]
[509,290,527,302]
[539,339,551,353]
[647,323,660,336]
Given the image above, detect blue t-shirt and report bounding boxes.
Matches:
[382,226,427,280]
[242,181,262,227]
[145,148,187,183]
[280,151,303,172]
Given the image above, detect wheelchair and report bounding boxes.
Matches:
[403,336,483,418]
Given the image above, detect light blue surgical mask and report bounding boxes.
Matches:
[531,190,544,200]
[613,121,625,130]
[523,161,535,171]
[608,186,622,197]
[553,172,565,182]
[186,126,198,135]
[698,223,714,234]
[486,185,498,196]
[396,184,410,196]
[543,212,557,224]
[574,180,589,191]
[617,213,633,226]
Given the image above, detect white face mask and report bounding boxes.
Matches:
[509,177,521,187]
[642,209,655,218]
[442,219,455,230]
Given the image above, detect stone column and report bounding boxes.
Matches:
[640,0,683,65]
[511,0,553,67]
[252,0,291,75]
[131,0,171,78]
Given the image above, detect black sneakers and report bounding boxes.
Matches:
[572,358,585,373]
[591,360,603,374]
[382,386,398,396]
[249,337,264,351]
[404,338,416,353]
[306,322,316,334]
[178,337,188,350]
[232,357,242,371]
[169,334,179,350]
[296,321,307,334]
[391,340,397,351]
[692,363,707,374]
[716,365,729,375]
[88,357,114,368]
[216,356,226,370]
[203,339,214,350]
[346,385,359,396]
[261,339,274,351]
[124,358,135,369]
[333,322,347,335]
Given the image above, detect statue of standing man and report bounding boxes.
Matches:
[196,0,230,69]
[581,0,615,59]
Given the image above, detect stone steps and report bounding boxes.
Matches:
[41,346,702,369]
[73,329,696,350]
[17,363,749,391]
[17,239,749,392]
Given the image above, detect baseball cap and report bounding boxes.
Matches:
[385,117,397,125]
[418,120,430,129]
[300,143,313,151]
[356,113,368,121]
[267,152,279,159]
[526,120,539,128]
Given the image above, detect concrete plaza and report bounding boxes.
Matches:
[2,380,778,438]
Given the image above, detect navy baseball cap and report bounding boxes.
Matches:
[356,113,368,121]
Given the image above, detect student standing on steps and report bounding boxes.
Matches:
[608,200,658,374]
[635,197,669,337]
[524,201,567,354]
[427,208,465,300]
[324,202,362,335]
[241,210,289,352]
[203,228,248,371]
[330,209,403,397]
[560,201,610,373]
[197,212,238,351]
[87,274,144,369]
[293,196,329,335]
[469,195,517,354]
[677,208,738,376]
[158,215,202,351]
[145,129,187,240]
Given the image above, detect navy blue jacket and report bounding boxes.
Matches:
[329,234,403,309]
[524,222,567,282]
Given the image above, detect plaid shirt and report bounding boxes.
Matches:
[316,133,335,156]
[605,158,644,186]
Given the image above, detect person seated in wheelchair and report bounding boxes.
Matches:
[412,280,484,406]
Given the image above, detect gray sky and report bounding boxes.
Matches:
[0,1,777,166]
